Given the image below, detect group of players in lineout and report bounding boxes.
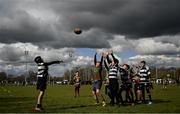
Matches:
[34,51,153,112]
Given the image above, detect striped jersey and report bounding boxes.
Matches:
[139,66,151,83]
[37,62,48,78]
[108,64,119,79]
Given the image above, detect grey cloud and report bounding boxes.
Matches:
[0,0,180,49]
[58,0,180,38]
[0,45,23,62]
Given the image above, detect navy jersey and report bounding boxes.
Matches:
[119,67,129,83]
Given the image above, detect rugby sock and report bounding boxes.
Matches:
[37,104,42,108]
[148,95,152,101]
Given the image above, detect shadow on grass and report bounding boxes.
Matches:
[48,104,96,111]
[152,99,171,104]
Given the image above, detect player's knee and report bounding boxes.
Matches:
[92,91,95,95]
[96,89,100,95]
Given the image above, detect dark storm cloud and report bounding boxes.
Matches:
[60,0,180,38]
[39,29,112,48]
[0,0,180,48]
[0,10,55,43]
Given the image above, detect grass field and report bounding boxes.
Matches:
[0,84,180,113]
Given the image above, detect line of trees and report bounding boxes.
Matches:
[1,67,180,85]
[64,66,180,84]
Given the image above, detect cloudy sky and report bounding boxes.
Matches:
[0,0,180,76]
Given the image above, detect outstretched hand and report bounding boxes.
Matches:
[59,60,63,63]
[109,50,113,54]
[102,52,108,57]
[102,52,105,57]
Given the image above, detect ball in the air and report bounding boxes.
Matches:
[74,28,82,35]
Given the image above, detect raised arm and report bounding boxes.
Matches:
[100,54,103,66]
[111,53,117,62]
[94,53,97,66]
[106,54,112,64]
[104,60,109,71]
[45,60,63,66]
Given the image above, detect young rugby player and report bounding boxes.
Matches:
[139,61,152,105]
[34,56,63,112]
[92,52,106,106]
[73,71,81,98]
[104,51,119,106]
[119,64,134,106]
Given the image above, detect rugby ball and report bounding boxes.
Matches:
[74,28,82,35]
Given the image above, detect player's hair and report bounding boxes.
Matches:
[34,56,42,63]
[123,64,130,70]
[140,60,146,64]
[114,59,119,64]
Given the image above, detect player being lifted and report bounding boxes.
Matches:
[34,56,63,112]
[92,52,106,106]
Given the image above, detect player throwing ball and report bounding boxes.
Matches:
[34,56,63,112]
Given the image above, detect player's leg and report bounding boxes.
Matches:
[134,84,138,102]
[35,79,46,111]
[92,82,99,104]
[114,81,119,105]
[146,84,152,104]
[74,86,77,97]
[75,86,78,98]
[111,79,117,106]
[137,84,142,104]
[125,86,130,103]
[35,90,45,111]
[119,85,125,105]
[108,79,115,105]
[129,88,135,105]
[141,84,146,103]
[77,85,80,97]
[96,81,106,106]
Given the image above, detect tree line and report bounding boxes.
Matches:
[1,66,180,85]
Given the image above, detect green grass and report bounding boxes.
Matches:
[0,84,180,113]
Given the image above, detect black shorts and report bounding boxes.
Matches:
[136,83,150,91]
[120,83,132,90]
[37,78,47,91]
[74,83,80,89]
[136,84,143,90]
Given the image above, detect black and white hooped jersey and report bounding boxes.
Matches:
[37,62,48,78]
[108,64,119,79]
[139,66,151,83]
